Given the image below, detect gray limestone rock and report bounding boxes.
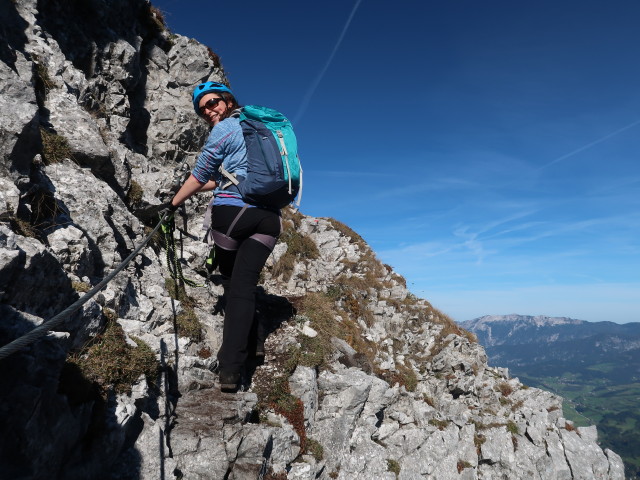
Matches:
[289,365,319,429]
[0,1,628,479]
[0,57,41,176]
[0,178,20,215]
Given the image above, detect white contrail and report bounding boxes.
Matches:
[293,0,363,124]
[541,119,640,169]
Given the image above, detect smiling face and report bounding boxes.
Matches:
[198,93,229,126]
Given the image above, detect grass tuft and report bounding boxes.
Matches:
[126,180,144,208]
[40,128,72,165]
[165,278,203,342]
[32,54,55,97]
[387,459,401,477]
[271,221,319,281]
[305,438,324,461]
[176,309,203,343]
[327,217,364,245]
[148,5,166,30]
[474,433,486,454]
[271,252,296,281]
[253,370,307,453]
[497,381,514,397]
[197,346,212,359]
[383,362,418,392]
[282,206,304,228]
[72,281,91,293]
[165,278,196,309]
[429,418,449,431]
[457,460,473,473]
[9,216,38,238]
[69,310,158,395]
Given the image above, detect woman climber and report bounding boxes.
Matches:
[164,81,281,392]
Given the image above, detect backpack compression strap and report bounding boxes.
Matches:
[219,164,240,190]
[275,130,292,194]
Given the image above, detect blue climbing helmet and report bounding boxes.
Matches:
[192,81,234,114]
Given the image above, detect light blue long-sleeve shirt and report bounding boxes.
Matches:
[191,117,247,206]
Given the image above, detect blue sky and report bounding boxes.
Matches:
[152,0,640,323]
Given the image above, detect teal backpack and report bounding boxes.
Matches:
[220,105,302,209]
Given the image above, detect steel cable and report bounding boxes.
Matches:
[0,214,169,361]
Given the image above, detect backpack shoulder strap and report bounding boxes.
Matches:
[218,110,244,189]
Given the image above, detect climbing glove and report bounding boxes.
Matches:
[159,202,178,233]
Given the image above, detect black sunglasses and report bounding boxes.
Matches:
[199,97,224,116]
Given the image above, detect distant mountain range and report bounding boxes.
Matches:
[460,314,640,478]
[461,314,640,379]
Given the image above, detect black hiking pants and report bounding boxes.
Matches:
[210,205,280,375]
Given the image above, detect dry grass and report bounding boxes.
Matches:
[144,225,164,252]
[327,217,364,245]
[271,252,296,281]
[165,278,203,342]
[390,271,407,287]
[72,281,91,293]
[147,5,166,30]
[9,216,38,238]
[282,228,319,259]
[263,470,288,480]
[31,189,63,228]
[165,278,196,308]
[40,128,72,165]
[474,432,486,455]
[497,381,514,397]
[359,249,386,278]
[197,346,212,359]
[429,418,449,431]
[343,292,374,327]
[294,292,336,335]
[176,309,203,343]
[9,188,64,239]
[331,274,377,327]
[387,459,401,477]
[32,54,55,97]
[382,362,418,392]
[126,180,144,208]
[282,206,304,228]
[290,293,340,368]
[272,222,319,281]
[305,438,324,461]
[457,460,473,473]
[252,349,307,454]
[296,335,330,370]
[291,292,379,373]
[69,310,158,395]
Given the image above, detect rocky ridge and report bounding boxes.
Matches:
[0,1,626,479]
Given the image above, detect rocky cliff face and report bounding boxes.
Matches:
[0,1,627,479]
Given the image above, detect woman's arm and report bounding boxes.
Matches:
[170,174,216,207]
[199,180,218,192]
